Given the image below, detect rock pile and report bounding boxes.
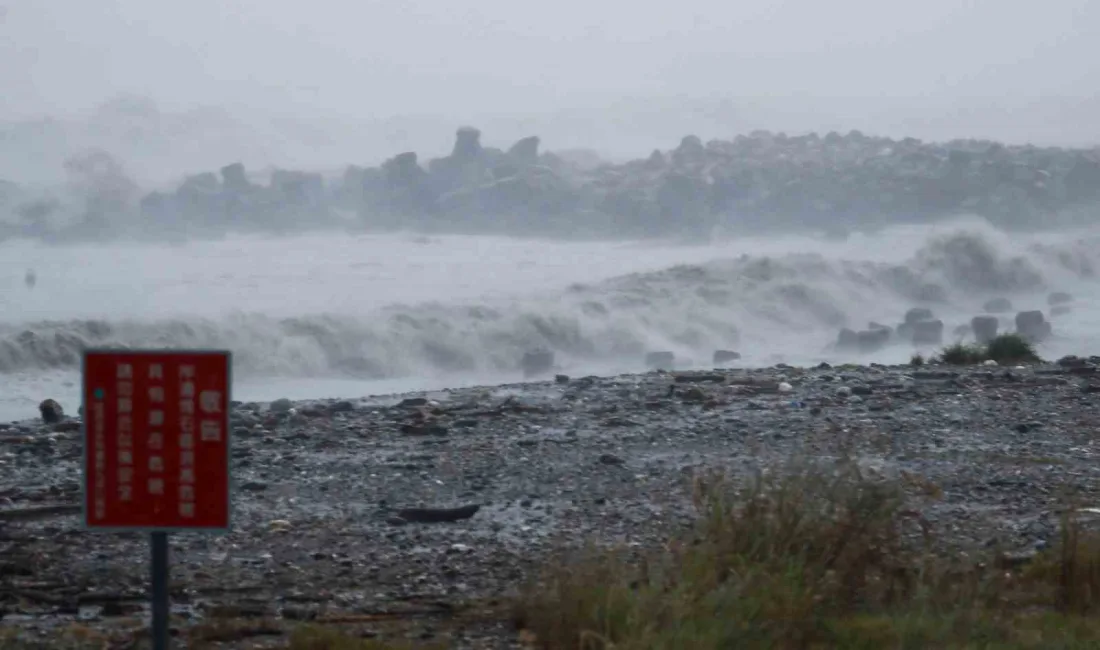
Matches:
[6,361,1100,646]
[6,128,1100,241]
[135,129,1100,237]
[1015,310,1053,342]
[834,294,1070,357]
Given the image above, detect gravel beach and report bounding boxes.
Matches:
[4,360,1100,647]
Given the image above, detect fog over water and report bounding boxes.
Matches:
[1,1,1099,419]
[1,220,1098,420]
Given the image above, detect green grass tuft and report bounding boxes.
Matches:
[936,342,987,365]
[985,333,1042,364]
[514,463,1100,650]
[935,334,1042,366]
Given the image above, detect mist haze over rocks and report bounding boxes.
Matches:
[3,115,1100,244]
[2,0,1100,422]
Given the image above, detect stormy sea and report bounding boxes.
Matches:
[0,216,1096,421]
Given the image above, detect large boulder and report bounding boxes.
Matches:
[914,283,948,303]
[1047,291,1073,306]
[378,152,434,214]
[436,165,578,217]
[904,307,935,324]
[178,171,219,195]
[507,136,540,166]
[452,126,483,160]
[671,135,706,168]
[270,170,324,207]
[644,149,666,171]
[911,319,944,346]
[173,172,221,219]
[427,127,495,194]
[39,399,64,424]
[655,172,710,235]
[971,315,999,344]
[836,328,860,350]
[895,322,914,343]
[983,297,1013,313]
[220,163,251,192]
[1015,310,1051,342]
[857,327,890,353]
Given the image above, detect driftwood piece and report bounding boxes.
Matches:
[395,504,480,524]
[0,504,81,521]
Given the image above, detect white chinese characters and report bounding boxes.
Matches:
[115,362,134,503]
[178,364,197,518]
[145,361,167,502]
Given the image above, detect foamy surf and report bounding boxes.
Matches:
[1,218,1099,421]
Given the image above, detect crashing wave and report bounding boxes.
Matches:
[0,226,1094,377]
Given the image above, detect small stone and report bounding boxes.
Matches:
[598,453,624,465]
[777,382,793,393]
[269,398,293,414]
[398,397,429,408]
[241,481,268,492]
[555,374,570,384]
[400,424,449,436]
[680,387,707,402]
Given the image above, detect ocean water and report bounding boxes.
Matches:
[2,217,1099,421]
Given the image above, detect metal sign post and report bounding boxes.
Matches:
[81,349,232,649]
[151,531,170,650]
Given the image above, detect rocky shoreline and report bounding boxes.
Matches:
[4,360,1100,647]
[5,127,1100,243]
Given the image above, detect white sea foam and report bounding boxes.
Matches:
[2,217,1098,421]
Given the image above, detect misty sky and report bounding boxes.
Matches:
[2,0,1097,119]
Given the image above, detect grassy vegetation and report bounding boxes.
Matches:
[6,458,1099,649]
[285,626,439,649]
[985,333,1043,364]
[936,333,1042,366]
[937,342,988,365]
[513,464,1100,650]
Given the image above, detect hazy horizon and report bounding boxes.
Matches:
[2,1,1100,185]
[2,1,1100,421]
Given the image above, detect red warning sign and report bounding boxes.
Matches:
[82,350,232,531]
